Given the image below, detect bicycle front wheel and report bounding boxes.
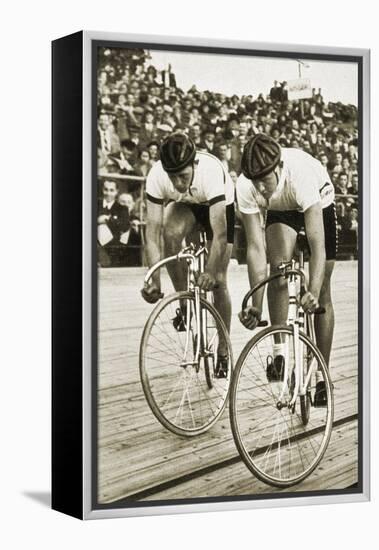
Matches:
[140,291,232,437]
[230,325,334,487]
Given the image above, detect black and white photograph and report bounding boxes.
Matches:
[2,0,378,541]
[94,41,362,508]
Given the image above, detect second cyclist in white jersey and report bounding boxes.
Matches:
[236,134,337,405]
[141,132,235,378]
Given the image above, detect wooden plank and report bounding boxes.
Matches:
[97,261,358,503]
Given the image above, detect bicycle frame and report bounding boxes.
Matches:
[277,249,317,409]
[241,244,319,411]
[143,232,212,368]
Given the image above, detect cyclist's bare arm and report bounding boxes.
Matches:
[145,199,164,287]
[304,202,326,303]
[206,200,228,279]
[241,211,267,312]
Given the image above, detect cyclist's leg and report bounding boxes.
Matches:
[266,222,297,325]
[314,259,335,366]
[314,203,337,367]
[208,203,234,351]
[265,222,297,377]
[212,242,233,356]
[163,202,196,291]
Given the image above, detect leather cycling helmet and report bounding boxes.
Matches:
[241,133,281,180]
[160,132,196,173]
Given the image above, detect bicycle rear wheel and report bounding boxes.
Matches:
[230,325,333,487]
[140,291,232,436]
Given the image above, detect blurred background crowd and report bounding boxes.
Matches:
[97,47,359,267]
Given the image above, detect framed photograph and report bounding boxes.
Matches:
[52,31,370,520]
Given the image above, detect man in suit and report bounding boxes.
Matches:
[97,180,131,266]
[97,113,121,155]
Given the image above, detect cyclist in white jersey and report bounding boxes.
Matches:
[141,132,235,377]
[236,134,337,405]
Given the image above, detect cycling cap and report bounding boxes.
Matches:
[160,132,196,173]
[241,133,281,180]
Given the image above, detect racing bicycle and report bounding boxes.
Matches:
[139,232,233,437]
[229,230,334,487]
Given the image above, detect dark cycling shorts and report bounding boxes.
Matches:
[266,202,337,260]
[182,202,235,244]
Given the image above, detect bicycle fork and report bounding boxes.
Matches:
[181,256,203,368]
[277,263,306,410]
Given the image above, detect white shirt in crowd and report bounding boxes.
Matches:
[146,151,235,206]
[102,199,115,210]
[236,147,335,215]
[99,128,111,153]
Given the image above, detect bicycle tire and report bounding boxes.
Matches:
[140,291,233,437]
[300,393,311,426]
[230,324,334,487]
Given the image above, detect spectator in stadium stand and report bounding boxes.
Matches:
[319,152,329,169]
[135,149,153,177]
[270,80,281,102]
[336,201,349,233]
[129,125,142,148]
[156,123,173,142]
[238,121,250,138]
[161,104,176,128]
[329,139,342,160]
[216,142,236,172]
[279,81,289,102]
[172,104,183,125]
[189,123,202,146]
[349,174,359,196]
[331,170,340,189]
[335,172,350,195]
[109,139,137,174]
[302,139,315,156]
[349,208,358,232]
[139,109,156,145]
[98,113,121,155]
[147,141,160,163]
[348,142,358,163]
[200,128,216,153]
[331,152,344,174]
[114,94,140,140]
[118,192,135,216]
[341,157,352,180]
[117,192,143,267]
[153,104,164,126]
[96,47,359,255]
[97,180,131,267]
[145,65,158,86]
[230,134,248,172]
[345,208,358,256]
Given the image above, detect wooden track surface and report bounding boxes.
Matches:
[98,261,358,504]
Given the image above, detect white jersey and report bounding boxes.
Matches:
[236,147,335,215]
[146,151,235,207]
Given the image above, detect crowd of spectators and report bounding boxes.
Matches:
[97,47,359,266]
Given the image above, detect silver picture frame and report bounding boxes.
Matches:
[53,30,370,520]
